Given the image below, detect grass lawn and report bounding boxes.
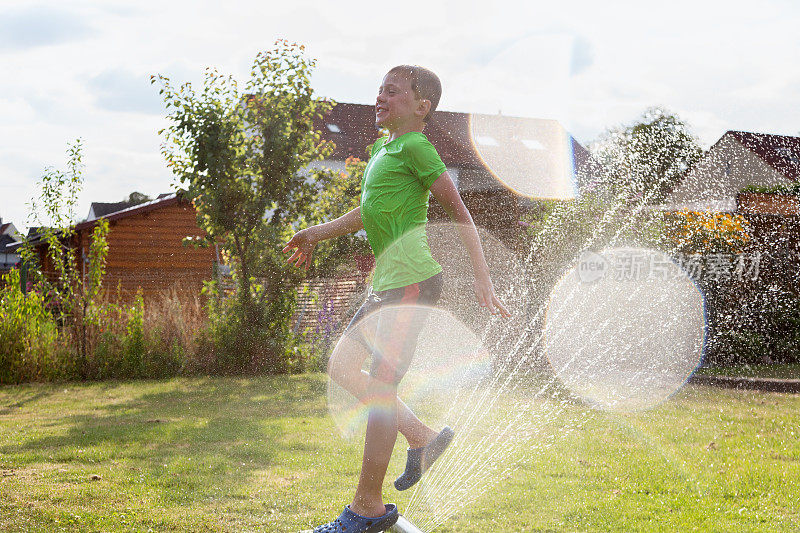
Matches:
[696,364,800,379]
[0,374,798,532]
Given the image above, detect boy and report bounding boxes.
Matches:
[284,65,510,533]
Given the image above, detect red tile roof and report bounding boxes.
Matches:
[315,103,597,183]
[729,131,800,181]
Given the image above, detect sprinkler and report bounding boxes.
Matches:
[390,515,424,533]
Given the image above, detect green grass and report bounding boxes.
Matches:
[696,364,800,379]
[0,375,798,532]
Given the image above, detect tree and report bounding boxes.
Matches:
[124,191,152,205]
[24,139,85,309]
[152,40,335,372]
[22,139,110,376]
[589,107,703,204]
[306,156,371,277]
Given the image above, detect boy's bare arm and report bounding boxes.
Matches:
[430,171,511,317]
[282,207,363,271]
[310,206,364,241]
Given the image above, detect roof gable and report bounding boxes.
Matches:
[75,193,181,231]
[0,233,18,253]
[729,130,800,181]
[89,201,138,220]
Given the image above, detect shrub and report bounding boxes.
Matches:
[2,266,213,383]
[200,280,298,375]
[144,286,204,376]
[0,270,72,384]
[704,284,800,366]
[78,286,207,380]
[666,211,751,255]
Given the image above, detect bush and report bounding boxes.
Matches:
[197,280,296,375]
[144,286,204,376]
[0,270,72,384]
[704,283,800,366]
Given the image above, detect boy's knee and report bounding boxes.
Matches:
[369,356,407,385]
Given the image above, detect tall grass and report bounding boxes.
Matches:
[0,270,211,384]
[87,286,208,380]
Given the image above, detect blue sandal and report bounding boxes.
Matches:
[394,426,454,491]
[308,503,399,533]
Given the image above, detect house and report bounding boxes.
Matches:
[0,217,23,277]
[661,131,800,213]
[312,103,598,251]
[14,193,217,304]
[87,198,146,220]
[658,131,800,297]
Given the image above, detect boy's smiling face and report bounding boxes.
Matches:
[375,71,429,131]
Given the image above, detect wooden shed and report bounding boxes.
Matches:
[22,193,217,304]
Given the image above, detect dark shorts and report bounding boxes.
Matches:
[344,271,444,384]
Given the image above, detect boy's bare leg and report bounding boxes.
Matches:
[350,381,399,517]
[330,306,438,517]
[329,338,437,448]
[343,368,436,448]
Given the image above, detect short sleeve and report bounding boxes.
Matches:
[363,136,389,189]
[406,137,447,189]
[369,136,388,158]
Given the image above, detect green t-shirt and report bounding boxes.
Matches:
[360,131,446,291]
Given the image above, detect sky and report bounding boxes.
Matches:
[1,0,799,233]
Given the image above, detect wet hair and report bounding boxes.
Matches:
[387,65,441,123]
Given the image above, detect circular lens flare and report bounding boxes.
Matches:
[544,247,706,411]
[327,304,491,440]
[468,113,578,200]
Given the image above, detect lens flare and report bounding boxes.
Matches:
[468,113,578,200]
[327,304,490,440]
[543,247,706,411]
[422,221,529,349]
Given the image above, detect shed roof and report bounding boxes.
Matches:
[75,193,181,231]
[8,194,185,253]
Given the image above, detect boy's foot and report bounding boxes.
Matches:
[304,503,399,533]
[394,426,454,491]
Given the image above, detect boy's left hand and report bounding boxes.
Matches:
[474,272,511,318]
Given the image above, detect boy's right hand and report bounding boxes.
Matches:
[282,228,318,271]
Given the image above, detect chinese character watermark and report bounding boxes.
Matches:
[577,250,762,283]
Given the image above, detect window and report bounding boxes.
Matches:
[521,138,545,150]
[475,135,498,146]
